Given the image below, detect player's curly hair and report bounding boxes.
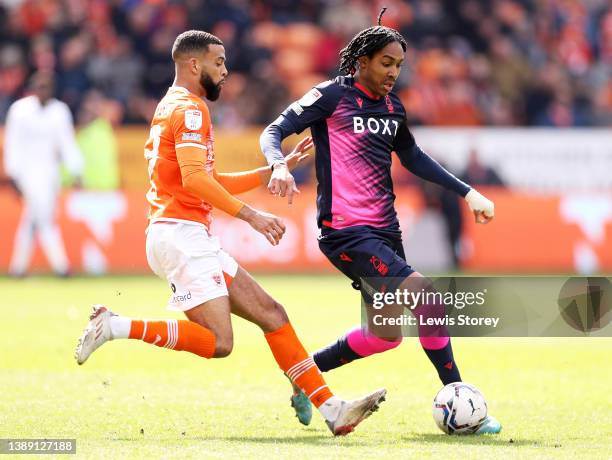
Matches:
[338,7,407,75]
[172,30,223,61]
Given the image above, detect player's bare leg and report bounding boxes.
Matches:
[226,267,311,425]
[184,297,233,358]
[227,267,386,436]
[225,267,288,333]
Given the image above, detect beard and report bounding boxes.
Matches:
[200,72,222,101]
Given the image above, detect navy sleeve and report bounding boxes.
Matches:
[259,116,296,165]
[394,121,471,197]
[260,81,342,166]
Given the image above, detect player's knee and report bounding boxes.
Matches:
[214,336,233,358]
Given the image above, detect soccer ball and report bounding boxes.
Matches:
[432,382,488,435]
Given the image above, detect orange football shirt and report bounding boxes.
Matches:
[144,86,215,227]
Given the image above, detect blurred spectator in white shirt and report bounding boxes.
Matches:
[3,71,83,276]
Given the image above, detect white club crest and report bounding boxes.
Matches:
[184,110,202,130]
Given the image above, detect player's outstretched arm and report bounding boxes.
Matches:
[214,136,313,195]
[177,147,286,244]
[398,145,495,224]
[213,169,263,195]
[404,148,495,223]
[394,121,494,224]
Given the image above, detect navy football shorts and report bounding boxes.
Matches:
[318,225,415,302]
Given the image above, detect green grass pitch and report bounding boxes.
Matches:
[1,275,610,459]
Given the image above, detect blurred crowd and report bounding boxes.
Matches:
[0,0,610,128]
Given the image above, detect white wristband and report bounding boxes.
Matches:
[465,189,494,217]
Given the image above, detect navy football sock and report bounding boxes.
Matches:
[312,335,362,372]
[422,341,462,385]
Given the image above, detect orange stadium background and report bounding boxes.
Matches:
[1,127,611,274]
[1,185,611,274]
[0,0,611,277]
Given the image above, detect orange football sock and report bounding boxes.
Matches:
[265,322,334,408]
[129,319,215,358]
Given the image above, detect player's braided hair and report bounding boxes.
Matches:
[172,30,223,61]
[339,7,407,75]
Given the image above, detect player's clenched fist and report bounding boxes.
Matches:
[465,189,494,224]
[238,205,286,245]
